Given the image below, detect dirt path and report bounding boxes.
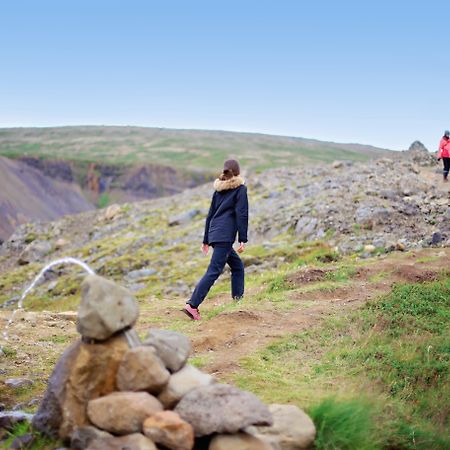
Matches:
[0,247,448,407]
[166,247,450,379]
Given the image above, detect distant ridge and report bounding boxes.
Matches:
[0,126,394,171]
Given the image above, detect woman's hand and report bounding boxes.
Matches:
[201,244,209,255]
[237,242,246,253]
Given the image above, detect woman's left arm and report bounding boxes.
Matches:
[236,186,249,244]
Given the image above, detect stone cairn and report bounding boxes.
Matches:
[29,274,316,450]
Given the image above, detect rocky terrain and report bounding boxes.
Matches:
[0,144,448,449]
[0,144,447,308]
[0,125,395,243]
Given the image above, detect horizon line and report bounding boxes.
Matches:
[0,123,403,151]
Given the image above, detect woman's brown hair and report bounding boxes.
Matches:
[219,159,240,180]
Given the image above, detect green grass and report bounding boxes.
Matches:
[235,276,450,449]
[1,421,61,450]
[310,398,380,450]
[324,265,357,282]
[1,346,17,358]
[38,335,72,344]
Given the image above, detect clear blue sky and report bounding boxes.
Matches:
[1,0,448,151]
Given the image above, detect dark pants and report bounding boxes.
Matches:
[443,157,450,179]
[188,243,245,308]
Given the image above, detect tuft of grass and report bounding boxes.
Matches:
[309,397,380,450]
[2,421,61,449]
[189,355,211,369]
[368,270,392,283]
[1,346,17,358]
[267,274,291,293]
[325,265,357,282]
[38,335,71,344]
[291,244,340,267]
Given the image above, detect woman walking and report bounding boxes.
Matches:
[183,159,248,320]
[438,130,450,182]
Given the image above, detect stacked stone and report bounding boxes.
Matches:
[32,275,316,450]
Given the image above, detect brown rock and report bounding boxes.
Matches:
[87,391,163,435]
[32,333,130,439]
[86,433,157,450]
[117,346,170,394]
[143,411,194,450]
[210,433,273,450]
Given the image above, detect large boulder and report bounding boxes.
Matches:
[77,275,139,340]
[143,411,194,450]
[210,433,274,450]
[174,384,273,437]
[158,364,214,408]
[144,329,191,372]
[407,141,437,166]
[116,346,170,394]
[32,333,130,439]
[86,433,157,450]
[87,391,163,435]
[251,404,316,450]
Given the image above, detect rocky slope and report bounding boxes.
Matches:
[0,146,447,309]
[0,156,94,242]
[0,125,396,242]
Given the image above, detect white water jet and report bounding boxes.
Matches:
[2,257,95,344]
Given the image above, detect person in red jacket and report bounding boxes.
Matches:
[438,130,450,182]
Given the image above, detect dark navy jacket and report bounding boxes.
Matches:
[203,184,248,245]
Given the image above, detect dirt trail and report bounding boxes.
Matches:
[171,247,450,378]
[0,248,448,401]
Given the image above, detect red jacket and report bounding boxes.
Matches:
[438,137,450,158]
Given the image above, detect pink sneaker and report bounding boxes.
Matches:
[183,304,201,321]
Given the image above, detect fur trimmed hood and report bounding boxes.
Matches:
[213,176,245,192]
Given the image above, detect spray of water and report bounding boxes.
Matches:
[1,257,95,345]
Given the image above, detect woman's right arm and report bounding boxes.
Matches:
[203,193,216,245]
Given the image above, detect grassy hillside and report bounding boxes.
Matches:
[0,126,393,171]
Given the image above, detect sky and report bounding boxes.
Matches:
[0,0,449,151]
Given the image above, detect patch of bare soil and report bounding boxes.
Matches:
[394,265,440,283]
[286,268,330,286]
